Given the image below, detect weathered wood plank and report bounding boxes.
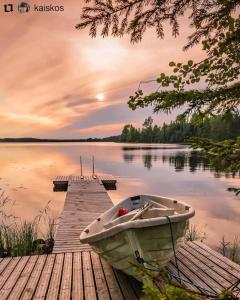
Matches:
[177,247,227,291]
[59,253,73,300]
[0,256,29,300]
[72,252,84,300]
[100,257,125,300]
[166,261,200,293]
[194,241,240,275]
[0,257,12,275]
[0,257,21,290]
[82,251,97,300]
[7,256,38,300]
[183,243,237,285]
[113,269,139,300]
[20,255,47,300]
[46,253,64,300]
[91,251,111,300]
[33,254,55,299]
[171,255,218,295]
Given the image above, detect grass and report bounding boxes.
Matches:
[185,224,207,242]
[218,236,240,264]
[0,192,58,257]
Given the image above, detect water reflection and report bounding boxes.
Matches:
[123,150,210,171]
[123,149,237,178]
[0,142,239,248]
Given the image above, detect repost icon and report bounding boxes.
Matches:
[4,4,13,12]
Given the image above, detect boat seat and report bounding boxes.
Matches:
[104,207,175,229]
[141,208,175,219]
[104,210,137,229]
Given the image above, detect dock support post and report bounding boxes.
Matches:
[80,156,84,179]
[92,156,96,179]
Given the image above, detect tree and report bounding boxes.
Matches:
[76,0,239,118]
[77,0,240,173]
[119,114,240,144]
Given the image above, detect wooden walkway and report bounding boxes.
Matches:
[0,250,141,300]
[0,242,239,299]
[53,178,113,253]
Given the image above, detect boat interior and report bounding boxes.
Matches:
[103,195,187,230]
[81,195,191,237]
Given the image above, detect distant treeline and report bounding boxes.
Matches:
[120,114,240,143]
[0,136,120,143]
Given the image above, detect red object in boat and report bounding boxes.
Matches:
[118,207,128,216]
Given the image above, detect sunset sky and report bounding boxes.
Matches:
[0,0,205,138]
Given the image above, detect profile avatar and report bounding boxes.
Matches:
[18,2,30,13]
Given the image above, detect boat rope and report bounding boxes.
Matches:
[165,216,181,281]
[134,215,219,297]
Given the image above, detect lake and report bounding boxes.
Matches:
[0,142,239,248]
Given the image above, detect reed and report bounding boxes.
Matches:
[185,224,207,242]
[0,193,58,257]
[218,236,240,264]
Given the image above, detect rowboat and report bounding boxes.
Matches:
[80,194,194,279]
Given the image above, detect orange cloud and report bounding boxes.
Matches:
[0,1,205,138]
[74,123,124,134]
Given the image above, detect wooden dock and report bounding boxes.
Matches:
[0,250,141,300]
[53,177,114,253]
[53,174,117,192]
[0,242,238,299]
[0,173,239,299]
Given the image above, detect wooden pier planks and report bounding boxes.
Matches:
[53,179,114,253]
[169,241,240,297]
[0,243,239,299]
[0,251,137,300]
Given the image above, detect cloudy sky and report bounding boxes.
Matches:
[0,0,205,138]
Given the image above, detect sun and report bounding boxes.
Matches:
[96,93,104,101]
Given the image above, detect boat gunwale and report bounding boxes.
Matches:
[80,194,195,244]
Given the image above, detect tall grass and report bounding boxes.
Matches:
[0,193,58,257]
[185,224,207,242]
[218,236,240,264]
[0,222,38,257]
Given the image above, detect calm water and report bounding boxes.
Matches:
[0,142,239,248]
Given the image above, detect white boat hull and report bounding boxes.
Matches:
[90,220,188,278]
[80,194,194,279]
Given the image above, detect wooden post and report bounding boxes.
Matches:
[92,156,96,179]
[80,156,83,179]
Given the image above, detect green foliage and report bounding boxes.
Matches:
[76,0,239,48]
[189,137,240,174]
[141,281,163,300]
[218,290,236,299]
[0,222,39,257]
[128,83,240,119]
[120,114,240,144]
[132,263,201,300]
[141,280,198,300]
[128,13,240,119]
